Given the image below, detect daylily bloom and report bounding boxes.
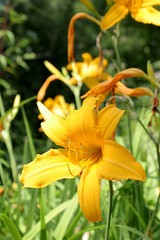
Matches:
[37,52,110,102]
[20,95,145,222]
[82,68,154,98]
[38,95,75,120]
[101,0,160,31]
[67,52,111,89]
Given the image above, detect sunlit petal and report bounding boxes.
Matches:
[66,95,104,148]
[83,72,111,89]
[142,0,160,7]
[132,7,160,26]
[98,105,125,141]
[98,141,146,181]
[78,163,102,222]
[115,82,154,96]
[37,101,53,120]
[101,4,129,30]
[20,149,82,188]
[41,115,67,147]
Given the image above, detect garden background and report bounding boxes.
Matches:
[0,0,160,239]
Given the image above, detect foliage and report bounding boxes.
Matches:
[0,0,160,239]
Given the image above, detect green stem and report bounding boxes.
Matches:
[105,180,113,240]
[146,192,160,237]
[0,94,17,181]
[3,131,17,182]
[137,117,160,235]
[71,85,82,109]
[40,189,47,240]
[137,118,157,146]
[21,106,36,158]
[127,112,133,154]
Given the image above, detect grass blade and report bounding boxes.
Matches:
[23,199,71,240]
[53,194,78,240]
[0,214,22,240]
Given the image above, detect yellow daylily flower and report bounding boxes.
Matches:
[82,68,154,98]
[20,95,145,222]
[101,0,160,31]
[38,95,75,119]
[67,52,111,88]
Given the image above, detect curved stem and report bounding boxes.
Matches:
[71,85,82,109]
[105,180,113,240]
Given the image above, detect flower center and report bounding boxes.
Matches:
[66,138,101,168]
[127,0,143,13]
[115,0,142,13]
[79,148,102,168]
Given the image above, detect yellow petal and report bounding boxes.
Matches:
[20,149,82,188]
[98,104,125,141]
[82,52,93,62]
[83,72,111,89]
[132,7,160,26]
[98,141,146,181]
[37,101,53,120]
[78,163,102,222]
[142,0,160,7]
[101,4,129,30]
[115,82,154,96]
[41,115,67,147]
[66,96,104,149]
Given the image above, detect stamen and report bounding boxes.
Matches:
[67,138,79,165]
[80,143,83,160]
[67,164,79,177]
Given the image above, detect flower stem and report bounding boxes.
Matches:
[70,85,82,109]
[146,191,160,237]
[105,180,113,240]
[137,116,160,235]
[40,189,47,240]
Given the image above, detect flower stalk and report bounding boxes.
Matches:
[105,180,113,240]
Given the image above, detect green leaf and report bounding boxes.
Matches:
[114,224,151,240]
[0,214,22,240]
[23,200,71,240]
[0,54,7,69]
[147,61,155,79]
[54,194,78,240]
[0,30,15,45]
[0,78,11,90]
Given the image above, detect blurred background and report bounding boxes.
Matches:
[0,1,160,239]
